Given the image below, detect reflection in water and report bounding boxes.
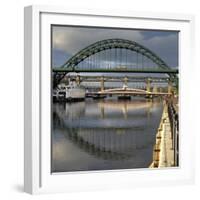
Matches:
[52,98,163,172]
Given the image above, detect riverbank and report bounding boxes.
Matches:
[149,101,175,168]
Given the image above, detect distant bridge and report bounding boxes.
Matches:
[88,86,171,97]
[61,75,172,83]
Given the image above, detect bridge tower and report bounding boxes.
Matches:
[100,76,104,92]
[123,76,128,87]
[146,78,151,93]
[76,75,80,85]
[153,85,158,93]
[168,80,173,94]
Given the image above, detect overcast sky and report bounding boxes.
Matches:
[52,26,178,68]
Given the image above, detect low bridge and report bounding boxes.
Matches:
[88,86,171,98]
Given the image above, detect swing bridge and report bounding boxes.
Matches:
[52,38,178,96]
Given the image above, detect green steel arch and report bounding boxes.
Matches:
[60,38,170,70]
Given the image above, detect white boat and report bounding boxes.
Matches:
[53,83,66,101]
[65,81,85,100]
[53,82,85,102]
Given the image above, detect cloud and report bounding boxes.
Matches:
[143,34,178,66]
[52,26,143,54]
[52,26,178,67]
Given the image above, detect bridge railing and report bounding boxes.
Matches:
[167,100,179,166]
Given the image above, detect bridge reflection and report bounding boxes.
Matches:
[53,99,163,162]
[97,100,154,119]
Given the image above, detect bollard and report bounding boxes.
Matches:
[153,143,160,167]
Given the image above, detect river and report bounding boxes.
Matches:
[52,98,163,173]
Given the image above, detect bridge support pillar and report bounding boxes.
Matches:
[146,78,151,93]
[124,76,128,87]
[168,81,173,94]
[153,85,158,93]
[76,75,80,85]
[100,76,104,92]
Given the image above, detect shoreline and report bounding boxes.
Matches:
[149,101,176,168]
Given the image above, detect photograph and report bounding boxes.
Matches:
[51,25,179,173]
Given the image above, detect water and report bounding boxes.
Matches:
[52,98,163,173]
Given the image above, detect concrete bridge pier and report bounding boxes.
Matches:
[146,78,151,93]
[168,80,173,94]
[100,76,104,92]
[76,75,81,85]
[153,85,158,93]
[123,76,128,87]
[145,78,153,99]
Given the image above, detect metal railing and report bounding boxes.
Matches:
[167,101,179,166]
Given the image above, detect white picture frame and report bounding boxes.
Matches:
[24,5,195,194]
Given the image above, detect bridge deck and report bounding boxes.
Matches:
[53,68,178,74]
[88,91,170,96]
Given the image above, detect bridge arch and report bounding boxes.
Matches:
[60,38,170,70]
[54,111,134,160]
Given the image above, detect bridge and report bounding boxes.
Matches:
[52,38,179,168]
[95,86,171,97]
[53,38,178,92]
[85,83,172,98]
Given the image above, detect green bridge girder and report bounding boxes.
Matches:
[60,38,171,70]
[53,67,178,74]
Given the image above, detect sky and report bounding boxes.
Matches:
[52,26,178,68]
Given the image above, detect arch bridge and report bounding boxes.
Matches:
[53,38,178,87]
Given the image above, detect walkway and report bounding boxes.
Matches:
[150,103,175,168]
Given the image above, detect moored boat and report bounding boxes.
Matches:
[53,82,86,102]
